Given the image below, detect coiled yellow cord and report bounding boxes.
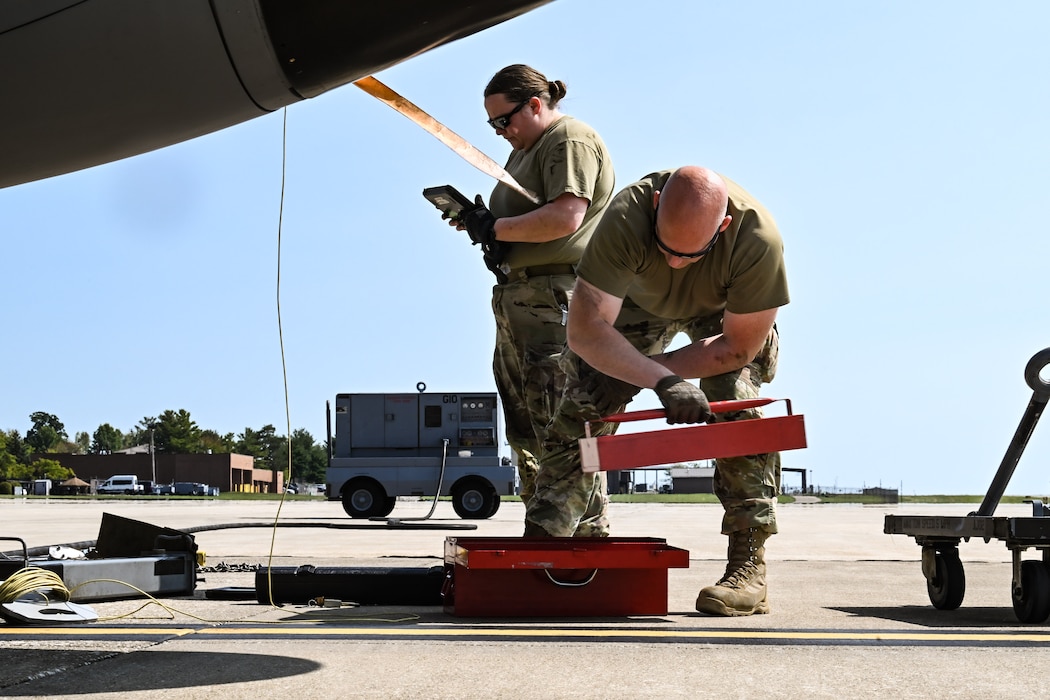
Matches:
[0,567,71,604]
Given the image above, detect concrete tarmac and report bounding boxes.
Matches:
[1,497,1049,699]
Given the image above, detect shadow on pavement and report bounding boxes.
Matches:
[0,650,320,696]
[830,605,1023,627]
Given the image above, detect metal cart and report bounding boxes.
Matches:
[884,347,1050,622]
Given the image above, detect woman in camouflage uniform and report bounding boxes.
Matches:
[451,64,615,525]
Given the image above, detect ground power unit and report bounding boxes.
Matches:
[326,387,515,520]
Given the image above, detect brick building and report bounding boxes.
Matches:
[33,453,283,493]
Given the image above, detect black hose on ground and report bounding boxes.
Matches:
[2,520,476,559]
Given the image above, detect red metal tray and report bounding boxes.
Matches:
[579,398,807,473]
[442,537,689,617]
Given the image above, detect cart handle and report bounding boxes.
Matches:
[586,398,791,439]
[1025,347,1050,399]
[0,537,29,568]
[600,397,790,425]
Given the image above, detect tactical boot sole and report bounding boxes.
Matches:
[694,593,770,617]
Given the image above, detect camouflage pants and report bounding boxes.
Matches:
[491,272,575,508]
[527,305,781,537]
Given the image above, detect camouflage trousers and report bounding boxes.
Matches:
[527,304,781,537]
[491,271,575,508]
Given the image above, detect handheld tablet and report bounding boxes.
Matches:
[423,185,476,219]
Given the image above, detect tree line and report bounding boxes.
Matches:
[0,410,328,485]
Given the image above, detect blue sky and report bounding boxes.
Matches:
[3,0,1048,495]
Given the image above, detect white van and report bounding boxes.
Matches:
[96,475,143,495]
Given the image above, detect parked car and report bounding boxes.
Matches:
[174,482,208,496]
[97,475,144,495]
[140,480,174,495]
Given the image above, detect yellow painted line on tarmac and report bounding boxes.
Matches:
[0,627,197,637]
[199,627,1050,643]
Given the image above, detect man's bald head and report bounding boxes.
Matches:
[653,167,731,266]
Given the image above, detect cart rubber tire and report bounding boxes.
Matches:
[452,480,497,520]
[377,496,397,518]
[485,494,501,518]
[341,479,390,519]
[927,548,965,610]
[1012,560,1050,623]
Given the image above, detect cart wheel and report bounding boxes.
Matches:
[341,478,390,518]
[1012,560,1050,623]
[927,548,966,610]
[452,479,497,520]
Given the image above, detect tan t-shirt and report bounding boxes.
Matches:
[488,116,614,270]
[577,170,789,320]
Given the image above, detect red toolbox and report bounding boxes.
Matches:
[442,536,689,617]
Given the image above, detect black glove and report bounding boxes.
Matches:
[461,195,498,249]
[583,371,640,418]
[654,375,712,424]
[462,194,510,276]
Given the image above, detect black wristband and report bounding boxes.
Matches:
[654,375,685,393]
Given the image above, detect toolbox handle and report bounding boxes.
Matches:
[544,569,598,587]
[599,398,785,425]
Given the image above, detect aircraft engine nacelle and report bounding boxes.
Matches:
[0,0,551,189]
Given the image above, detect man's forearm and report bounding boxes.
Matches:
[651,335,755,380]
[568,315,672,389]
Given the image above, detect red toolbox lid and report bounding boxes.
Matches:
[444,536,689,570]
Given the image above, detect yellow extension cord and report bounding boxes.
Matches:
[0,566,71,604]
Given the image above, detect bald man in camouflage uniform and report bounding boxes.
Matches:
[528,166,789,617]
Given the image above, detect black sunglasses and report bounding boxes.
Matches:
[487,99,530,130]
[653,206,721,259]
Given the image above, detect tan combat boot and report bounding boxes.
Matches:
[695,528,770,616]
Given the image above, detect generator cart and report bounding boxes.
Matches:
[325,384,515,520]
